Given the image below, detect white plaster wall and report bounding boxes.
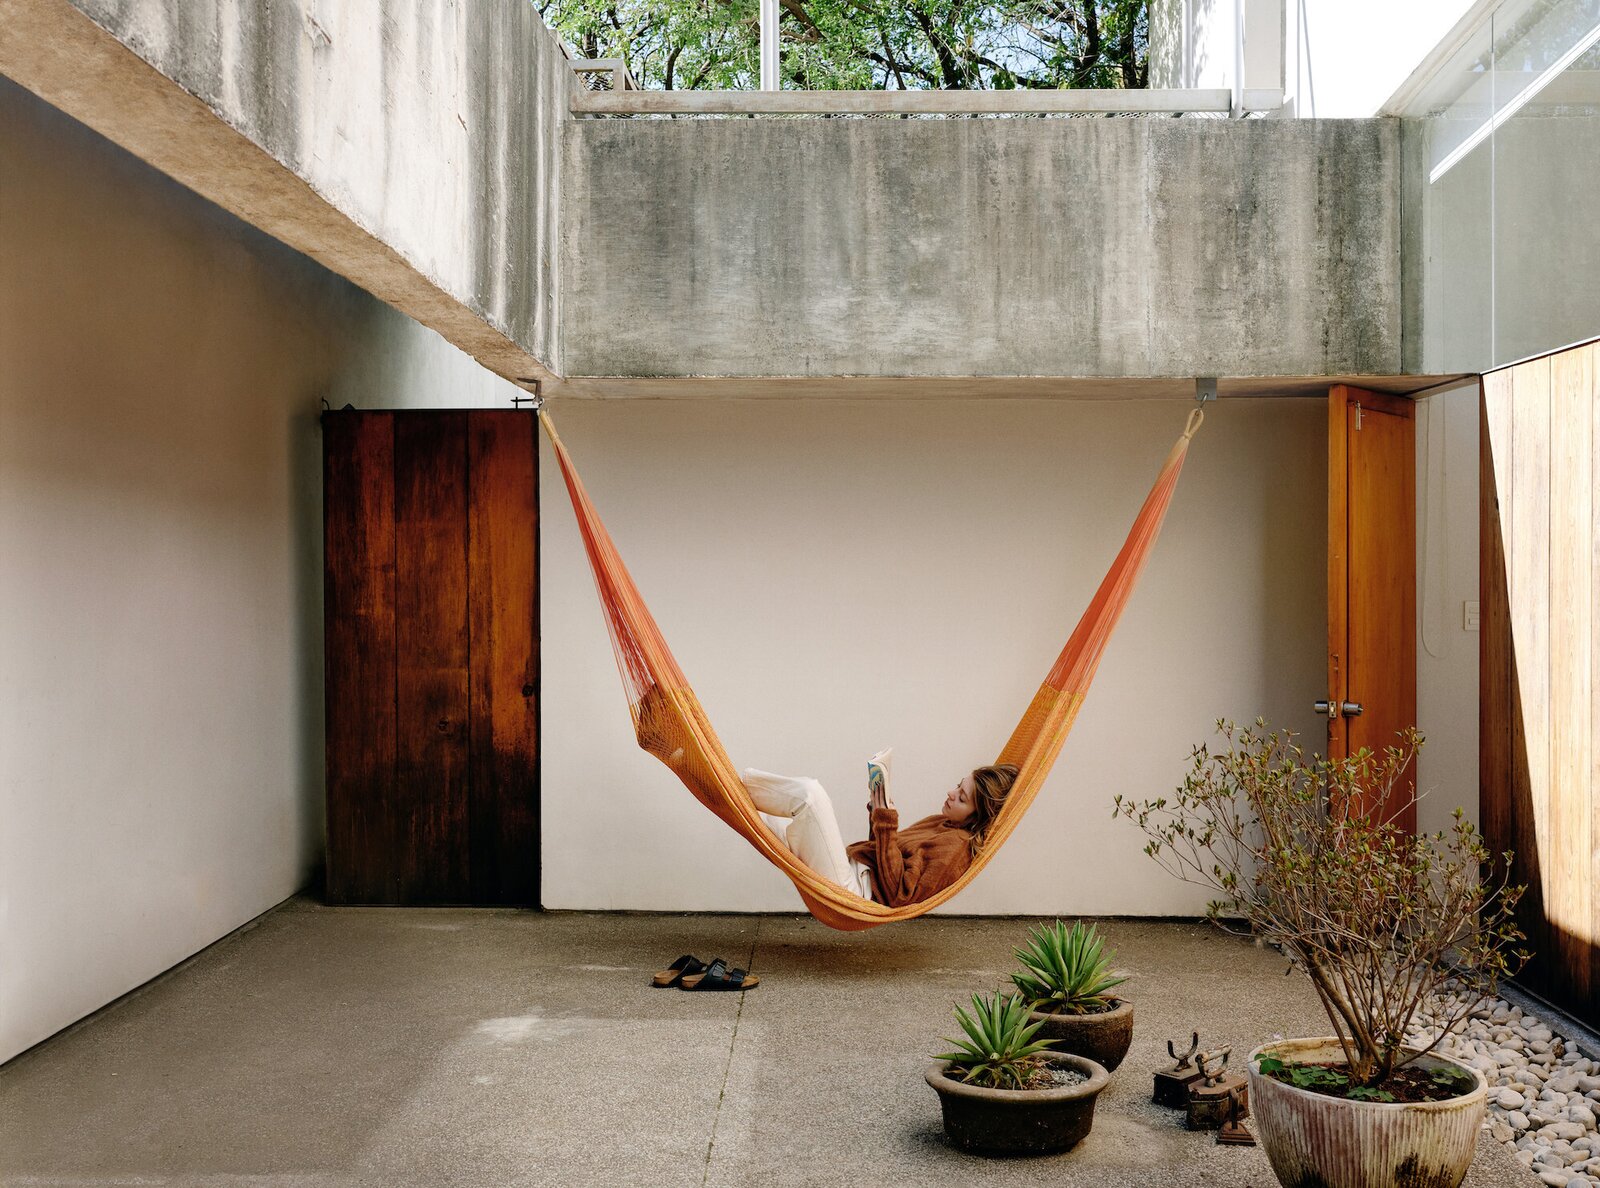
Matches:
[1414,381,1482,833]
[0,79,518,1065]
[540,397,1327,916]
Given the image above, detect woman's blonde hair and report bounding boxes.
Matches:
[965,763,1020,856]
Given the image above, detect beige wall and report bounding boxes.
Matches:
[540,396,1328,916]
[1415,381,1482,836]
[0,79,519,1064]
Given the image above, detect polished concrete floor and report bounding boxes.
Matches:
[0,899,1538,1187]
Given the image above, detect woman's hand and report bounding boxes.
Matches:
[866,751,893,813]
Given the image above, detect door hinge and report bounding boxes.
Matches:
[1353,402,1363,431]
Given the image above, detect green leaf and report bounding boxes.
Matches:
[1347,1086,1396,1102]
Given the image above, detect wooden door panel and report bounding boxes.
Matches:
[1329,385,1416,829]
[393,413,472,902]
[467,412,540,906]
[323,414,397,904]
[325,409,539,906]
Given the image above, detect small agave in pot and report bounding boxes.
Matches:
[926,990,1108,1156]
[1010,919,1134,1071]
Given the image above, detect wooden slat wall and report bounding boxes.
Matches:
[1481,341,1599,1024]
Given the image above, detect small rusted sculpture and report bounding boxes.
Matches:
[1153,1032,1204,1107]
[1186,1046,1250,1130]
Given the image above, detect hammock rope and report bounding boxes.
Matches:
[542,407,1203,931]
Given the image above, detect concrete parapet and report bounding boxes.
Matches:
[561,116,1400,380]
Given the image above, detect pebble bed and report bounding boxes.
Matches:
[1407,993,1600,1188]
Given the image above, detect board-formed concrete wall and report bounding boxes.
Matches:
[2,0,572,381]
[560,117,1401,380]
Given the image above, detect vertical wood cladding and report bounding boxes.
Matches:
[1481,342,1598,1025]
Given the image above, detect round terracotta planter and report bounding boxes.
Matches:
[925,1051,1110,1156]
[1027,998,1134,1071]
[1246,1038,1487,1188]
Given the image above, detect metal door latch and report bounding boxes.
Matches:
[1313,700,1364,719]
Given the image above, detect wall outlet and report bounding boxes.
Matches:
[1464,600,1481,631]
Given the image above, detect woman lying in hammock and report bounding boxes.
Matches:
[742,755,1019,907]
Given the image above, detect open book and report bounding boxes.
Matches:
[867,747,894,807]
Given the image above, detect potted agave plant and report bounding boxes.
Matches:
[1010,919,1133,1071]
[1115,722,1527,1188]
[925,990,1109,1156]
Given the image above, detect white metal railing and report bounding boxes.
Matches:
[569,86,1286,118]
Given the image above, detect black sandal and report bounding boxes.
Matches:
[680,957,759,991]
[652,954,708,988]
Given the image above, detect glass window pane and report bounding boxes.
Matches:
[1492,0,1600,363]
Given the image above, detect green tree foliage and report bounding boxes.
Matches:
[539,0,1147,90]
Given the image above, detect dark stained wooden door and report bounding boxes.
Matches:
[1327,384,1417,830]
[324,410,539,905]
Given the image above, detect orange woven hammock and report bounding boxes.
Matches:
[542,407,1203,930]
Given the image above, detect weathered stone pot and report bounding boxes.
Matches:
[925,1051,1109,1156]
[1247,1038,1487,1188]
[1027,997,1134,1071]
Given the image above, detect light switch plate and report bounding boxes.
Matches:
[1464,600,1481,631]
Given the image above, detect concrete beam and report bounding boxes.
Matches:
[550,373,1467,400]
[0,0,571,386]
[561,118,1401,381]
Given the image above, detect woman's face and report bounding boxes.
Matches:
[942,774,978,825]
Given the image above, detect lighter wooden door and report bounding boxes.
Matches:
[1327,384,1417,830]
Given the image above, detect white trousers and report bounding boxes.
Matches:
[742,768,875,900]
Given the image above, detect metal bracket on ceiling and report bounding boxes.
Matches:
[1195,377,1218,406]
[511,378,544,412]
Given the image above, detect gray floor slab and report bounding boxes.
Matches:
[0,900,1538,1187]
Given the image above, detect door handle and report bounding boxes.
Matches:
[1313,700,1365,719]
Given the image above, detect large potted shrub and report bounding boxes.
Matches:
[1114,723,1526,1188]
[925,991,1109,1156]
[1010,919,1133,1071]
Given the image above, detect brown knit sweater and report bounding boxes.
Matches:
[845,807,974,907]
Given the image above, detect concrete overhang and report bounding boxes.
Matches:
[1,0,1428,399]
[0,0,569,389]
